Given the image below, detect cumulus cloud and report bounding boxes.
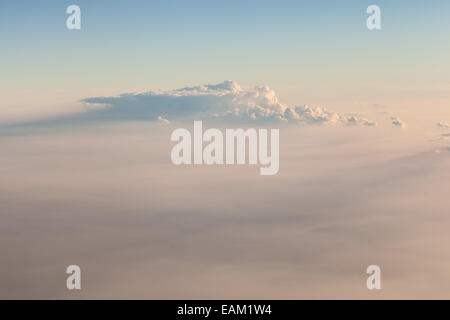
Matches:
[78,81,376,127]
[391,116,406,128]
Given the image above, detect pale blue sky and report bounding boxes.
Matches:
[1,0,449,109]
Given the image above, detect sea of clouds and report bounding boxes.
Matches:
[1,81,449,299]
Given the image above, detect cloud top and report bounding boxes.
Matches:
[80,81,376,126]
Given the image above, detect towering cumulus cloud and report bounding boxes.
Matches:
[80,81,376,126]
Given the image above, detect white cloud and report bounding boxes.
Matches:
[391,116,406,128]
[157,116,170,124]
[437,122,450,129]
[79,81,376,127]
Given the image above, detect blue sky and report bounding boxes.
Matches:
[1,0,449,113]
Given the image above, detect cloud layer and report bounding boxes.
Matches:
[80,81,376,126]
[1,124,449,298]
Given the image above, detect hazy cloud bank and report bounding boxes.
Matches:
[0,124,449,298]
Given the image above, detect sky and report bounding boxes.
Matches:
[0,1,450,299]
[1,0,450,121]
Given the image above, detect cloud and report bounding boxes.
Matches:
[78,81,376,126]
[157,116,170,124]
[1,125,449,298]
[437,122,450,129]
[391,116,406,128]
